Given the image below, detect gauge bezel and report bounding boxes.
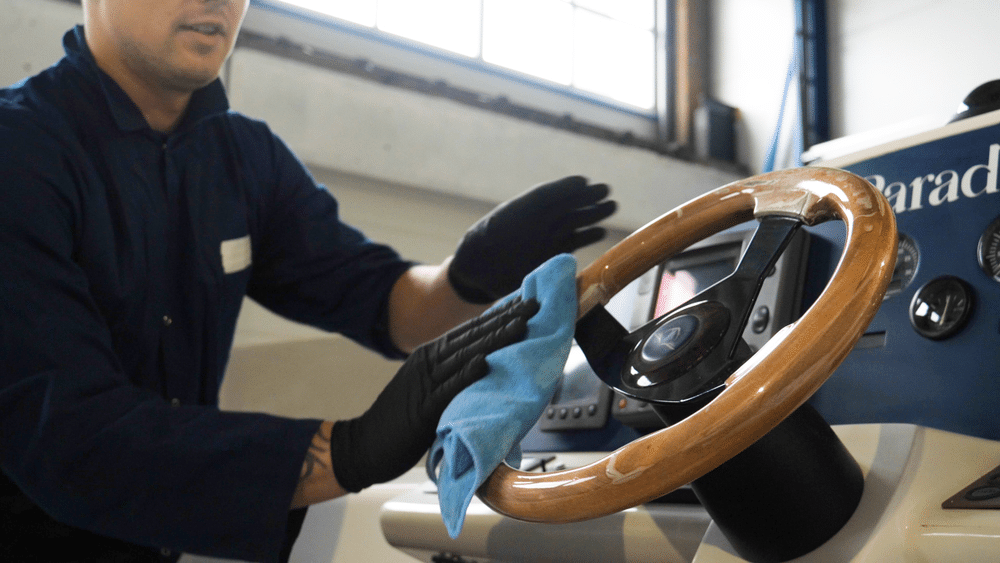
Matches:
[886,232,920,299]
[908,276,975,341]
[977,216,1000,283]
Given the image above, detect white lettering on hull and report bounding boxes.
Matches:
[865,143,999,214]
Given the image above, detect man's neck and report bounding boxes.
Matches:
[109,70,192,133]
[82,29,193,133]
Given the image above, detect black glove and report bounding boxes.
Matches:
[329,296,540,492]
[448,176,617,304]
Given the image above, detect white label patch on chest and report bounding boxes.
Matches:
[220,235,252,274]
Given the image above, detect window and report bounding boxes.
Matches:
[270,0,659,112]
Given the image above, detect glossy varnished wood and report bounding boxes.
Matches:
[478,168,898,523]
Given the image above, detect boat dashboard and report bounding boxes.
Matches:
[377,110,1000,562]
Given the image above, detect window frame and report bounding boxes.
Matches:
[240,0,685,151]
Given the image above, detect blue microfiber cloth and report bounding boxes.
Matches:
[427,253,578,538]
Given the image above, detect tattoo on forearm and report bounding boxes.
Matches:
[296,424,332,496]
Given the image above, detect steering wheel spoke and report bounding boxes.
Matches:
[699,216,804,359]
[574,303,635,388]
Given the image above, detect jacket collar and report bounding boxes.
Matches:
[63,25,231,135]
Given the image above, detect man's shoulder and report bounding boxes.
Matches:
[0,63,79,153]
[1,75,46,128]
[214,110,279,143]
[0,66,91,209]
[208,111,301,169]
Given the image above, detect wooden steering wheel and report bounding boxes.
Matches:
[478,167,897,523]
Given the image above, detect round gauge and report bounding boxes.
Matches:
[978,216,1000,282]
[885,233,919,299]
[909,276,975,340]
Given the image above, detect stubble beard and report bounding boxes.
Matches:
[118,34,223,95]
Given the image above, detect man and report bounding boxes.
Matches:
[0,0,616,561]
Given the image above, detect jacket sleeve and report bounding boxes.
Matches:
[242,121,414,360]
[0,113,320,562]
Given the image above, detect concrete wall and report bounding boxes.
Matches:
[826,0,999,139]
[0,0,82,86]
[709,0,999,172]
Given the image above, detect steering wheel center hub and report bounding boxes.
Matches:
[640,314,699,364]
[625,300,731,390]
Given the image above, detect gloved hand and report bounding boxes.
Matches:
[329,296,540,492]
[448,176,617,304]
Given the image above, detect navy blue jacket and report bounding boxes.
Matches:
[0,27,412,562]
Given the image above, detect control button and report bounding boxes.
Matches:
[965,486,1000,502]
[170,398,181,408]
[546,408,555,419]
[750,306,770,334]
[572,407,582,418]
[909,276,975,340]
[618,398,628,410]
[587,404,597,416]
[558,408,568,419]
[942,462,1000,509]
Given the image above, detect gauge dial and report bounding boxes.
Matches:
[909,276,975,340]
[978,216,1000,282]
[885,233,919,298]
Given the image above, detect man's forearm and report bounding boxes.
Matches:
[290,421,347,508]
[291,261,483,509]
[388,259,489,353]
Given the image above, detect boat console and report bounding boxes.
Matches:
[379,109,1000,562]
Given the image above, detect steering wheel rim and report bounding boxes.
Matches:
[477,167,897,523]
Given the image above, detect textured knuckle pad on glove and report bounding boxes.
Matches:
[433,353,489,406]
[429,296,536,397]
[329,298,539,492]
[435,298,535,375]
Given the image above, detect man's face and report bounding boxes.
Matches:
[86,0,250,93]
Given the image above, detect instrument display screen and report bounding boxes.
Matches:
[653,252,740,318]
